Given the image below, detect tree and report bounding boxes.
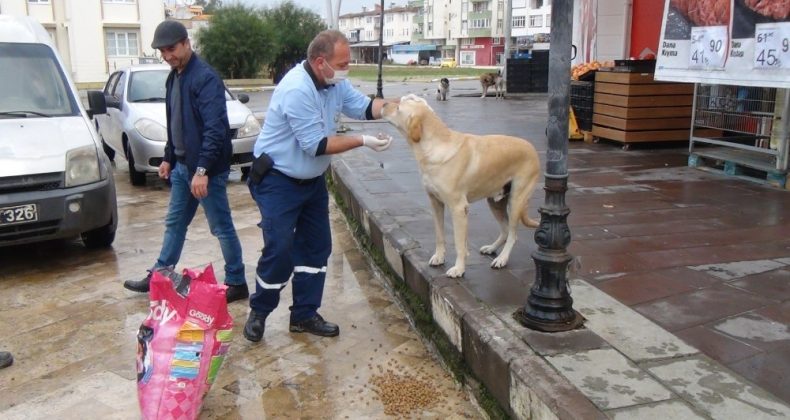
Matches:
[192,0,222,15]
[196,5,273,79]
[261,1,326,83]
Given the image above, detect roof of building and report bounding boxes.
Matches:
[339,6,419,19]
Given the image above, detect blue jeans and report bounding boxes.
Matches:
[154,162,245,285]
[248,172,331,323]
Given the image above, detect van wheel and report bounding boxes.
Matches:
[82,222,116,248]
[127,144,147,186]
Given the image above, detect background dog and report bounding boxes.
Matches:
[436,77,450,101]
[382,94,540,278]
[480,70,505,99]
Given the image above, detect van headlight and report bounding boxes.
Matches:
[65,145,101,187]
[237,114,261,138]
[134,118,167,142]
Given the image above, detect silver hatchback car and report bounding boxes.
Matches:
[93,64,260,186]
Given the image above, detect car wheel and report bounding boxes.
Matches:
[81,221,116,249]
[101,139,115,162]
[126,143,147,186]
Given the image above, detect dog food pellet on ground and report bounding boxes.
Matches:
[369,372,440,416]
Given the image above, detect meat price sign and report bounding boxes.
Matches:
[656,0,790,88]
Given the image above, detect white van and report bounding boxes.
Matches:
[0,15,117,248]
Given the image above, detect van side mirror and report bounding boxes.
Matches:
[237,93,250,104]
[87,90,107,117]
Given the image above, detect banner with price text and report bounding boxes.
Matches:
[655,0,790,88]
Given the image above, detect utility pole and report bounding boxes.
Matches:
[514,0,582,332]
[503,0,512,78]
[376,0,384,98]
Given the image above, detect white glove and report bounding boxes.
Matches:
[362,133,393,152]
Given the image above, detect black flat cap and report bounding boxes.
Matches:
[151,20,188,49]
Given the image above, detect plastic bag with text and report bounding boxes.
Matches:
[136,265,233,420]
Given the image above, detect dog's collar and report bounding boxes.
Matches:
[304,61,333,90]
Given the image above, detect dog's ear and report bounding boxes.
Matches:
[407,114,422,142]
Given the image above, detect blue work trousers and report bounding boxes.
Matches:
[248,171,331,323]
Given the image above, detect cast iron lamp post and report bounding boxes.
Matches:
[514,0,583,332]
[376,0,384,98]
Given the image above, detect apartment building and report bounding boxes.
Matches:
[338,3,419,64]
[511,0,551,52]
[0,0,164,85]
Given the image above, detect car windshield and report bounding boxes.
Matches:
[0,43,77,117]
[128,70,168,102]
[128,69,236,102]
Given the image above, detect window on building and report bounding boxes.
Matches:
[471,19,490,29]
[366,30,373,39]
[386,14,394,22]
[529,14,542,28]
[545,14,550,27]
[472,1,489,12]
[512,15,525,28]
[496,52,504,65]
[428,22,432,32]
[386,29,394,37]
[28,0,51,3]
[497,19,502,31]
[366,16,372,23]
[492,37,501,45]
[461,38,473,46]
[461,20,467,32]
[531,0,544,8]
[460,51,475,65]
[105,30,139,57]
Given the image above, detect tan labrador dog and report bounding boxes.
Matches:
[382,94,540,278]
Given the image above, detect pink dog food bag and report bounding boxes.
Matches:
[136,265,233,420]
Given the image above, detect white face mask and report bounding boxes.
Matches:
[323,61,348,84]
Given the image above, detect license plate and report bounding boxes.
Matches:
[0,204,38,226]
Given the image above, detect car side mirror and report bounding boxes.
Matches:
[237,93,250,104]
[87,90,107,118]
[103,93,121,110]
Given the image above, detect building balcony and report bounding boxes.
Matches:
[468,11,492,20]
[468,27,492,37]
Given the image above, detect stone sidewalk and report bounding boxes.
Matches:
[328,87,790,419]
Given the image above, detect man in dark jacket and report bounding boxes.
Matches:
[123,20,248,303]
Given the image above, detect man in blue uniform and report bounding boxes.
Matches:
[244,30,394,341]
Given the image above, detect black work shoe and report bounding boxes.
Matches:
[243,311,266,342]
[289,314,339,337]
[124,271,152,293]
[0,351,13,369]
[225,283,249,303]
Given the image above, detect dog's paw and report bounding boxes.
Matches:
[479,244,498,255]
[445,266,465,278]
[490,255,509,269]
[428,253,445,266]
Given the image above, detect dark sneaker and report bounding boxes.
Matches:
[243,311,266,342]
[0,351,13,369]
[289,314,339,337]
[225,283,249,303]
[124,271,152,293]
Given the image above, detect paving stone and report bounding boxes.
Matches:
[729,346,790,404]
[647,356,790,419]
[711,312,790,352]
[675,325,763,365]
[571,279,698,362]
[545,348,673,410]
[689,260,786,281]
[606,399,707,419]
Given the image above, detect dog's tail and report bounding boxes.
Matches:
[518,174,540,228]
